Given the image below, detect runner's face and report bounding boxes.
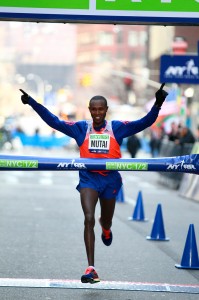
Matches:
[89,100,108,127]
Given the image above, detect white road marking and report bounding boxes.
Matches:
[0,278,198,293]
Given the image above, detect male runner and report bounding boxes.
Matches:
[20,83,167,283]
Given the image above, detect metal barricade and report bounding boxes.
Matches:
[158,140,194,189]
[179,142,199,202]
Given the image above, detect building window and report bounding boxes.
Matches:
[98,32,114,46]
[139,31,148,46]
[128,31,139,47]
[128,31,147,47]
[78,33,94,45]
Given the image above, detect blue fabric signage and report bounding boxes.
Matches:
[160,55,199,84]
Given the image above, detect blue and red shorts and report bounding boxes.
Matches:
[76,170,122,199]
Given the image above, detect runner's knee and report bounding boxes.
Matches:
[84,213,95,228]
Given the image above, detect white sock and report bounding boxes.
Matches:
[88,265,95,270]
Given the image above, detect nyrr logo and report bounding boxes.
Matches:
[166,160,196,171]
[106,162,148,171]
[0,160,38,168]
[165,59,198,78]
[57,159,86,169]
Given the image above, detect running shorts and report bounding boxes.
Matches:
[76,170,122,199]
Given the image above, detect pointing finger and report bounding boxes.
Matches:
[160,83,165,90]
[19,89,28,95]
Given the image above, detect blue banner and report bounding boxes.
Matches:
[160,55,199,84]
[1,1,199,25]
[0,154,198,174]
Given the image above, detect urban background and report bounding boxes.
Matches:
[0,22,198,179]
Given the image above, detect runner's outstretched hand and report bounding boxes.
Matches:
[154,83,168,108]
[19,89,30,104]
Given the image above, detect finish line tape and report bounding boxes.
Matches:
[0,154,198,174]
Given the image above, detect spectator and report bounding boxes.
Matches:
[167,121,179,142]
[196,125,199,141]
[149,127,164,157]
[0,125,13,149]
[175,126,196,145]
[126,135,141,158]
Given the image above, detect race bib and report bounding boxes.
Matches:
[88,134,110,153]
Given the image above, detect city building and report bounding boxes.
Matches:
[0,21,77,116]
[76,24,148,105]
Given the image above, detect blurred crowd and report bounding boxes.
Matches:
[149,122,197,158]
[0,115,198,158]
[126,122,198,158]
[0,121,72,151]
[0,125,12,149]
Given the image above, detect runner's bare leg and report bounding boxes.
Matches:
[80,188,98,266]
[99,198,116,230]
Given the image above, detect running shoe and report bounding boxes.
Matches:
[99,217,113,246]
[81,267,100,284]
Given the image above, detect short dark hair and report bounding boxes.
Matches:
[89,95,107,107]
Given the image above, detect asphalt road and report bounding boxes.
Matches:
[0,148,198,299]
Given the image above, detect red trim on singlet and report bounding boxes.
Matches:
[79,121,121,175]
